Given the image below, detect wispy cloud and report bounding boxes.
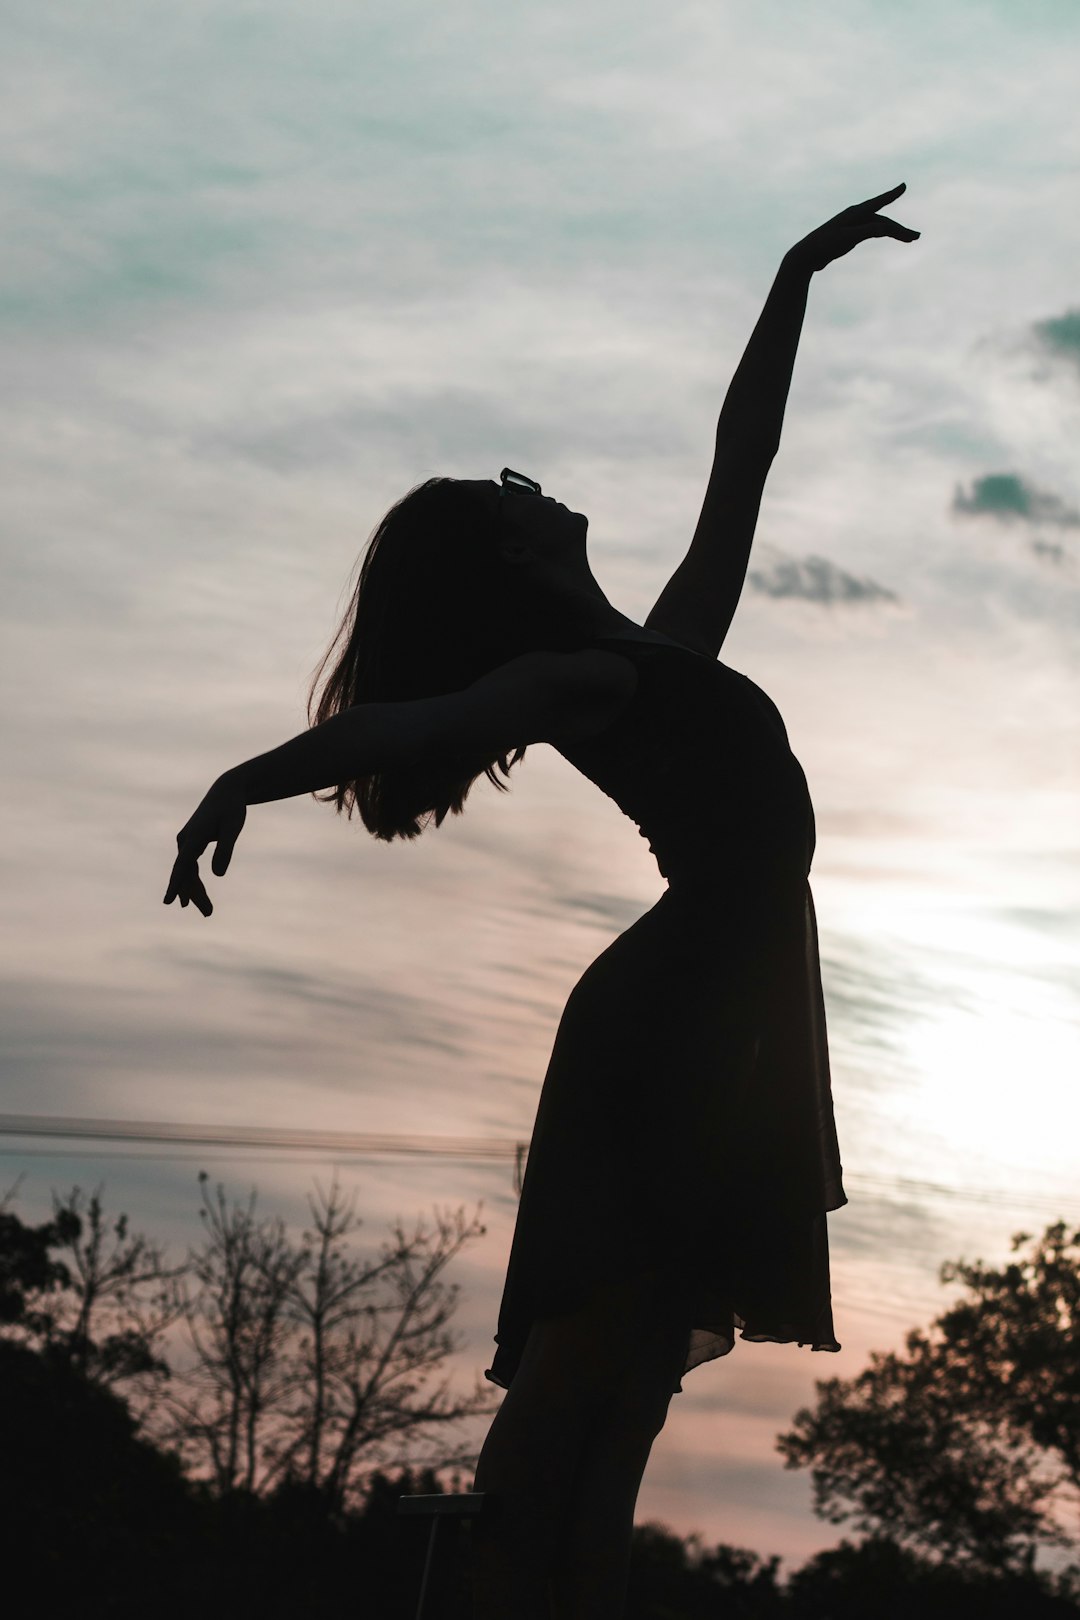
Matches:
[747,553,899,606]
[166,949,470,1058]
[1030,538,1071,567]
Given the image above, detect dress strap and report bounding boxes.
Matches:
[589,632,706,660]
[589,632,674,652]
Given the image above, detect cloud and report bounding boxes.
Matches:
[951,472,1080,529]
[547,889,647,934]
[746,554,899,607]
[164,950,469,1059]
[1032,308,1080,371]
[1030,538,1069,567]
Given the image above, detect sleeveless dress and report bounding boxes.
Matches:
[484,631,846,1396]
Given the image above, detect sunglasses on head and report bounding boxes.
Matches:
[499,467,542,499]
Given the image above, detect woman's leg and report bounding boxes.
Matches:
[472,1273,689,1620]
[547,1289,690,1618]
[546,1414,660,1620]
[472,1304,605,1619]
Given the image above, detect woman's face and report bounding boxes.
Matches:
[481,478,588,565]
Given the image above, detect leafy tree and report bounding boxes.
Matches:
[0,1177,184,1398]
[157,1171,500,1511]
[777,1221,1080,1581]
[786,1534,1080,1619]
[0,1337,205,1619]
[0,1182,76,1332]
[933,1220,1080,1486]
[627,1522,786,1618]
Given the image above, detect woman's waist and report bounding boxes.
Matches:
[659,850,808,895]
[641,812,812,885]
[635,775,811,846]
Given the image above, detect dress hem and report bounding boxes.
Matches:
[483,1319,842,1397]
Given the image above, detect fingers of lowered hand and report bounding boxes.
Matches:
[164,855,213,915]
[211,820,244,876]
[189,874,212,917]
[163,856,185,904]
[210,798,246,877]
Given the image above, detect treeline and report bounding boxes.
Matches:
[1,1174,1078,1617]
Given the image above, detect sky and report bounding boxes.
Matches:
[2,0,1079,1577]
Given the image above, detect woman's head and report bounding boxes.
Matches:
[306,473,590,841]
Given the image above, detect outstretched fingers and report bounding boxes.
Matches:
[867,212,920,242]
[856,181,907,215]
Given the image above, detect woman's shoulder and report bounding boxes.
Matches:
[491,624,714,748]
[450,646,636,749]
[528,646,643,742]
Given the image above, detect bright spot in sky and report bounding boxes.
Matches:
[900,949,1079,1186]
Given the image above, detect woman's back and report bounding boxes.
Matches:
[553,632,816,891]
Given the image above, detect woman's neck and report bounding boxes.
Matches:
[545,585,648,642]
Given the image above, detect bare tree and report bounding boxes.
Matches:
[279,1177,501,1512]
[158,1172,500,1511]
[155,1172,306,1495]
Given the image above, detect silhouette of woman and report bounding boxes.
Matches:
[165,186,919,1618]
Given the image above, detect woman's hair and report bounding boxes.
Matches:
[307,475,559,842]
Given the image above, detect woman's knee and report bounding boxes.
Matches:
[513,1274,688,1430]
[606,1369,678,1443]
[605,1316,689,1439]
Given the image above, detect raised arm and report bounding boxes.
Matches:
[646,184,919,659]
[163,649,636,915]
[715,253,813,457]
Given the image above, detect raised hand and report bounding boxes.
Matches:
[164,778,247,918]
[787,182,920,274]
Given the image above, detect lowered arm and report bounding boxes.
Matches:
[167,651,635,917]
[218,649,637,806]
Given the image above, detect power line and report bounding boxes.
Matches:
[0,1112,1074,1218]
[0,1113,530,1193]
[0,1112,520,1159]
[847,1170,1075,1218]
